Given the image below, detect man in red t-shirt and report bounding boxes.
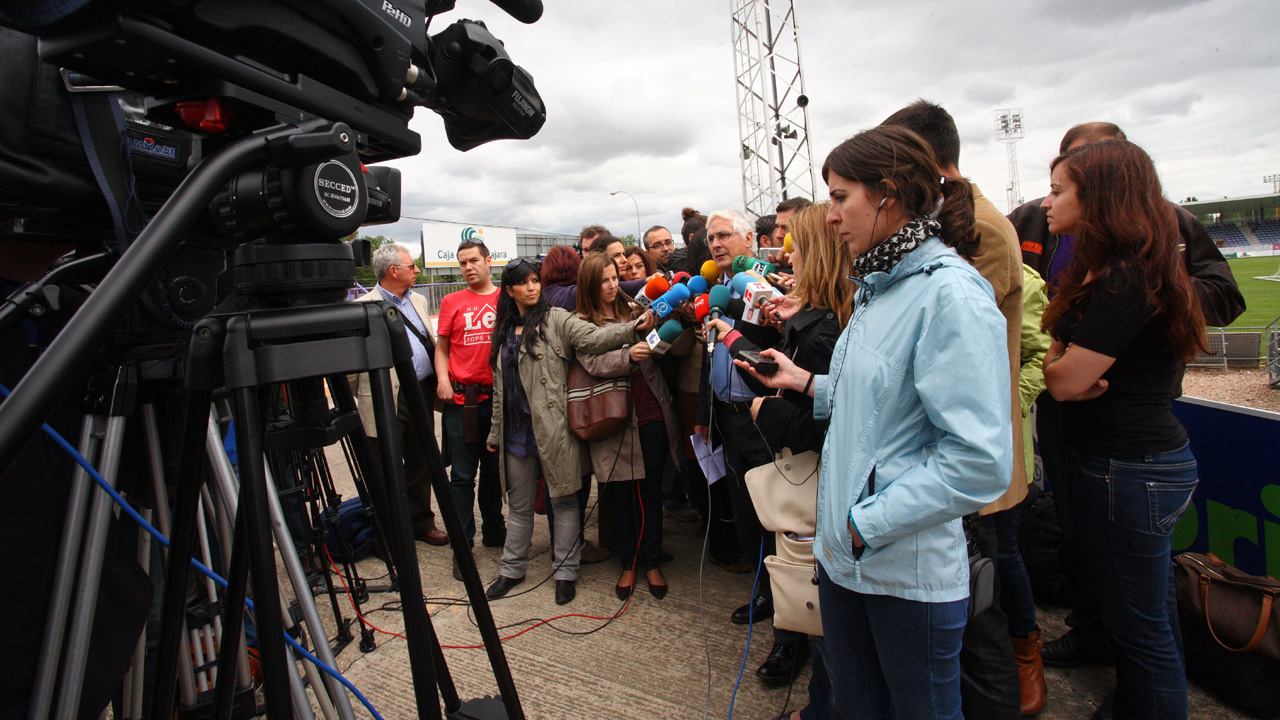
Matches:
[435,240,505,575]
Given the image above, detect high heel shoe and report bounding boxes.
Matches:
[615,571,634,601]
[646,569,668,600]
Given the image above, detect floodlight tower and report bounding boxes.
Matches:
[1265,173,1280,193]
[731,0,817,218]
[994,108,1026,213]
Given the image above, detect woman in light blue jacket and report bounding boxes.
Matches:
[741,125,1012,720]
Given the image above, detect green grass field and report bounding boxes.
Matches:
[1223,256,1280,328]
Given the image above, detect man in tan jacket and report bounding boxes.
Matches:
[885,101,1043,717]
[349,243,447,546]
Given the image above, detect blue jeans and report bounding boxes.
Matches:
[799,635,833,720]
[818,563,968,720]
[992,506,1037,636]
[1070,443,1197,720]
[443,402,504,547]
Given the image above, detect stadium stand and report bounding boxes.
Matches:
[1205,222,1250,247]
[1249,219,1280,244]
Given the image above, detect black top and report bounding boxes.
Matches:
[1055,266,1187,457]
[724,304,840,454]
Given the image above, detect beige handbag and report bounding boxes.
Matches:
[743,448,819,535]
[745,447,822,636]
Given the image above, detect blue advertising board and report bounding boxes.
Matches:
[1170,396,1280,578]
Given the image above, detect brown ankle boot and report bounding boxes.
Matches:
[1011,630,1047,715]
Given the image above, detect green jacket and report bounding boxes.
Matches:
[1020,264,1050,484]
[487,307,641,497]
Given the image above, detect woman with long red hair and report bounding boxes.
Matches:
[1040,139,1205,720]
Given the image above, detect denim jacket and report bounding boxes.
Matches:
[812,237,1012,602]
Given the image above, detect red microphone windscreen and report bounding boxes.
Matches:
[693,293,711,321]
[672,272,691,285]
[644,276,670,299]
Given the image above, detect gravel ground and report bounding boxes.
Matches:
[1181,366,1280,413]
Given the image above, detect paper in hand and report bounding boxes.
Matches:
[690,432,726,485]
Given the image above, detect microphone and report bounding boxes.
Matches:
[731,272,752,296]
[671,271,691,285]
[636,276,670,308]
[731,254,775,278]
[693,293,711,322]
[783,232,793,253]
[705,285,731,350]
[700,260,720,284]
[686,275,709,296]
[646,319,685,355]
[489,0,544,23]
[650,283,691,318]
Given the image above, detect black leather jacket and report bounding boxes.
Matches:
[1008,198,1245,327]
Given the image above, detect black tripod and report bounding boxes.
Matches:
[0,120,525,720]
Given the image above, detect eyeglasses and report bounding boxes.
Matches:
[647,239,674,249]
[707,230,740,243]
[396,262,419,272]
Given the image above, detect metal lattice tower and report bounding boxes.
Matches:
[994,108,1026,213]
[731,0,816,218]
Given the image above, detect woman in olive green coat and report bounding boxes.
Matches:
[483,258,654,606]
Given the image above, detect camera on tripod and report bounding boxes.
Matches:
[1,0,546,333]
[2,2,550,719]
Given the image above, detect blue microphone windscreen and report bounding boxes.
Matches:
[657,319,684,342]
[709,284,732,309]
[731,273,751,295]
[665,283,691,303]
[686,276,709,296]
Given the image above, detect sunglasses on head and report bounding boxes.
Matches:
[507,257,541,271]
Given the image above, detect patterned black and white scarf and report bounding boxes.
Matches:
[851,217,940,278]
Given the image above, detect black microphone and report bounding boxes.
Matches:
[488,0,543,23]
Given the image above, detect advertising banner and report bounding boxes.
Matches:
[421,222,515,267]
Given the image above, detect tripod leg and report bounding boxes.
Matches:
[326,373,399,585]
[368,368,444,720]
[264,462,358,720]
[396,362,525,720]
[126,508,152,719]
[28,414,104,720]
[213,487,254,720]
[232,386,294,719]
[195,407,254,692]
[53,415,128,720]
[149,390,214,720]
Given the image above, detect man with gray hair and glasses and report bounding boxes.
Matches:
[348,243,449,546]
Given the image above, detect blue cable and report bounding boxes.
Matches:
[0,382,385,720]
[727,536,766,720]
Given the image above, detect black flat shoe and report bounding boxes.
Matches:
[555,579,576,605]
[485,574,524,600]
[731,594,773,624]
[755,641,810,683]
[615,571,634,601]
[646,569,668,600]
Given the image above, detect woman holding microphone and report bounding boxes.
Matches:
[484,258,654,605]
[573,252,688,600]
[740,125,1011,720]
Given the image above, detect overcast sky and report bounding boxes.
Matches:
[374,0,1280,246]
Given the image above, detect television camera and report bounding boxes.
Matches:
[0,2,547,718]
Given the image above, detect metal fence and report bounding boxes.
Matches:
[1267,318,1280,388]
[1189,326,1271,370]
[346,282,470,317]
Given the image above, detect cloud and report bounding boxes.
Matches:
[371,0,1280,242]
